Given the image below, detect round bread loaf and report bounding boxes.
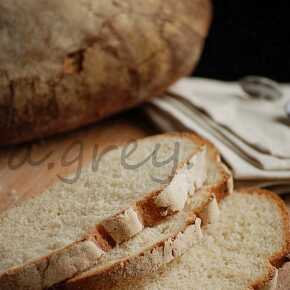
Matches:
[0,0,211,145]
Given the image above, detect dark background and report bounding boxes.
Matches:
[194,2,290,82]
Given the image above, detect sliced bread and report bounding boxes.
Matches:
[59,137,233,290]
[0,133,223,290]
[106,189,290,290]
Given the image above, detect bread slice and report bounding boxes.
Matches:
[0,133,219,290]
[58,137,233,290]
[104,189,290,290]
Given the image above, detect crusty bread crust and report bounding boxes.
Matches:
[0,0,212,146]
[0,132,225,290]
[56,135,233,290]
[61,217,202,290]
[202,188,290,290]
[239,188,290,290]
[240,188,290,269]
[62,202,213,290]
[63,189,289,290]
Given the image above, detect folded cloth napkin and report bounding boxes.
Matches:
[146,78,290,194]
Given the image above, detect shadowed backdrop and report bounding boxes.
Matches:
[195,1,290,82]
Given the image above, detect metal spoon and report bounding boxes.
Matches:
[239,76,283,101]
[239,76,290,119]
[286,101,290,118]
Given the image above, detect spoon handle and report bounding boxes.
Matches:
[240,76,283,101]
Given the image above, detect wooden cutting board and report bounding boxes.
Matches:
[0,109,157,213]
[0,109,289,289]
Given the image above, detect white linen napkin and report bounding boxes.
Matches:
[146,78,290,194]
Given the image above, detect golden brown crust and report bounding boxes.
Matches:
[0,0,212,146]
[61,219,199,290]
[64,188,290,290]
[176,131,233,202]
[58,140,232,290]
[239,188,290,268]
[238,188,290,290]
[0,132,220,290]
[250,265,276,290]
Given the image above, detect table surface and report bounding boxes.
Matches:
[0,108,289,289]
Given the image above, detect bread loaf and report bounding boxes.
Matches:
[0,133,229,290]
[59,135,232,290]
[107,189,290,290]
[0,0,211,145]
